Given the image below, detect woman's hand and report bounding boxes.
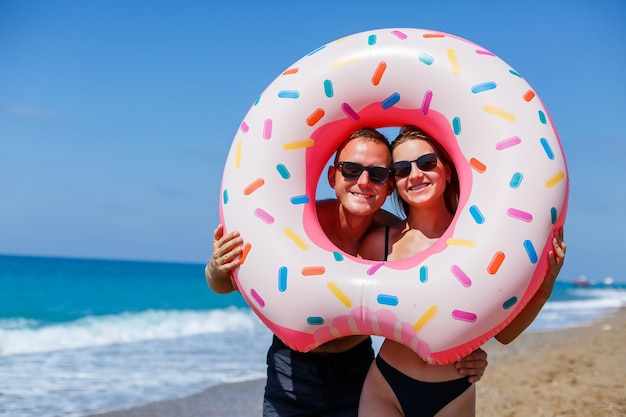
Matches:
[538,227,566,299]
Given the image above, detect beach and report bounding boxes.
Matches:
[477,307,625,417]
[89,308,626,417]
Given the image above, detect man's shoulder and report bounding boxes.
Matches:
[373,208,402,227]
[315,198,338,216]
[316,198,337,208]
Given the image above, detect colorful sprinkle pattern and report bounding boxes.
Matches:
[219,28,568,365]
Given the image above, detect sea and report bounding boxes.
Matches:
[1,255,625,417]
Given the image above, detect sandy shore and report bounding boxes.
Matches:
[89,309,625,417]
[476,308,625,417]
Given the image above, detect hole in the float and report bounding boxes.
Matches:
[314,125,460,263]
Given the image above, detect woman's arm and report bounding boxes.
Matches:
[495,228,566,344]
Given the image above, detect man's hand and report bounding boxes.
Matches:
[455,348,488,383]
[205,224,243,293]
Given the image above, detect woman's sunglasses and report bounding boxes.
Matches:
[391,153,439,178]
[335,162,391,184]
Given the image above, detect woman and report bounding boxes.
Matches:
[357,125,566,417]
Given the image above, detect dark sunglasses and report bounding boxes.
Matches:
[391,153,439,178]
[335,161,391,184]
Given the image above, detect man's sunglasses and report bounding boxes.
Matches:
[335,161,391,184]
[391,153,439,178]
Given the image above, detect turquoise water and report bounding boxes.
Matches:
[1,255,625,416]
[1,255,245,324]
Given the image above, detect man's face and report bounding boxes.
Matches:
[328,138,394,218]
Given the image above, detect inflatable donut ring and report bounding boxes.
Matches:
[219,28,568,365]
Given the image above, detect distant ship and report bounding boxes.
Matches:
[571,276,616,288]
[572,275,591,287]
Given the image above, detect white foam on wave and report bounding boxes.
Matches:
[0,307,259,356]
[528,287,626,332]
[1,326,271,417]
[552,286,626,309]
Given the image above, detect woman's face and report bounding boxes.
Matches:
[392,139,450,210]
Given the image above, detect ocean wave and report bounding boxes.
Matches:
[526,286,626,332]
[552,286,626,309]
[0,307,261,356]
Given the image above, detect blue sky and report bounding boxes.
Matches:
[1,0,624,283]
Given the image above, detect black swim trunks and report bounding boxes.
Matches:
[375,355,471,417]
[263,335,374,417]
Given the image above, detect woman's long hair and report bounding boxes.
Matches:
[391,125,459,217]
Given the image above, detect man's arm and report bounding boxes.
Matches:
[205,224,243,294]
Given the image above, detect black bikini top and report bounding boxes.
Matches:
[384,225,390,261]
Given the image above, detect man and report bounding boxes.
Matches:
[206,128,487,417]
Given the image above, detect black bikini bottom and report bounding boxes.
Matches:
[375,355,471,417]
